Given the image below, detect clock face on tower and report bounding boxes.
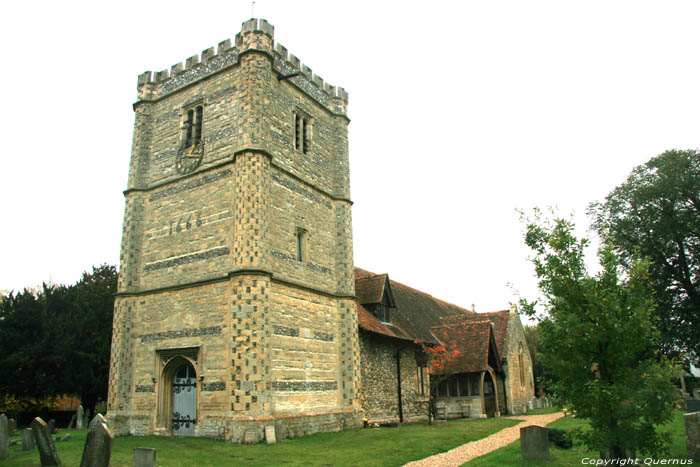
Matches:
[176,143,203,174]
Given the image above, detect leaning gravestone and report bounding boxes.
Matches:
[80,422,113,467]
[83,408,91,431]
[685,411,700,460]
[68,414,76,429]
[21,428,35,451]
[47,419,56,435]
[76,406,85,430]
[8,418,17,436]
[521,425,550,460]
[133,448,156,467]
[0,414,9,460]
[31,417,61,466]
[88,414,107,430]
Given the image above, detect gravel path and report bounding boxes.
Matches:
[403,412,565,467]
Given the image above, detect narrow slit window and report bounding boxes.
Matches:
[295,114,301,151]
[296,229,306,262]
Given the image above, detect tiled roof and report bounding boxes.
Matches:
[355,274,389,305]
[430,320,494,373]
[354,267,476,344]
[441,310,510,355]
[357,304,413,341]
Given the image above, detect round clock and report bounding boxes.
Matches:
[176,143,203,174]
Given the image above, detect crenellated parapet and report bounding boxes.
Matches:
[136,18,348,115]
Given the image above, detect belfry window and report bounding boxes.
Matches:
[185,105,204,148]
[294,112,310,154]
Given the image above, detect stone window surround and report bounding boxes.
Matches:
[294,109,312,155]
[154,346,201,433]
[181,99,206,149]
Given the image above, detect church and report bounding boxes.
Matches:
[107,18,534,443]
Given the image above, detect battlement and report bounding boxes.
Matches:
[137,18,348,111]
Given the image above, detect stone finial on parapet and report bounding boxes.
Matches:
[235,18,274,55]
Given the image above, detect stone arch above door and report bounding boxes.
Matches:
[155,347,200,433]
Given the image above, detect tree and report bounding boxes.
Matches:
[0,265,117,414]
[590,149,700,362]
[413,339,462,424]
[520,211,679,459]
[522,324,546,397]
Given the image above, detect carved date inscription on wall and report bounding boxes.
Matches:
[169,212,202,235]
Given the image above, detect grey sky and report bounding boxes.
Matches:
[2,0,699,317]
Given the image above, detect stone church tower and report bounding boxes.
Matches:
[107,18,360,442]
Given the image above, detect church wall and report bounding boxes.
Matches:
[107,281,232,436]
[135,165,236,292]
[267,167,337,291]
[269,282,341,412]
[502,313,535,415]
[358,332,428,424]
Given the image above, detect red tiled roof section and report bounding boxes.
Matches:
[441,310,510,355]
[355,274,387,305]
[354,267,476,344]
[430,320,493,373]
[357,304,413,341]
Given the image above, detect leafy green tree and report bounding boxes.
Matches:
[590,149,700,362]
[520,211,679,459]
[522,324,546,396]
[0,265,116,414]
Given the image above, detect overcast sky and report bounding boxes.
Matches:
[2,1,699,318]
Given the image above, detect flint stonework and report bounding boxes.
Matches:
[80,423,113,467]
[521,425,550,460]
[31,417,61,466]
[0,414,8,460]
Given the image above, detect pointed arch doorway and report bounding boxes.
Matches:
[156,348,199,436]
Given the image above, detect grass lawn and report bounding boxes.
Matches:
[3,417,519,466]
[466,410,692,466]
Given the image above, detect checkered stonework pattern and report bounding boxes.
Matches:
[108,18,360,442]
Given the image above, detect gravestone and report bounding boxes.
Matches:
[68,414,76,429]
[31,417,61,466]
[59,434,71,442]
[47,419,56,435]
[8,418,17,436]
[76,406,85,430]
[265,425,276,444]
[521,425,550,460]
[22,428,35,451]
[88,414,107,430]
[80,422,113,467]
[83,408,91,431]
[527,400,534,411]
[685,411,700,459]
[133,448,156,467]
[0,414,8,460]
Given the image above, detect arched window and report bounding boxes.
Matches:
[518,345,525,387]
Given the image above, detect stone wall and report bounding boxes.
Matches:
[502,309,535,415]
[358,332,429,424]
